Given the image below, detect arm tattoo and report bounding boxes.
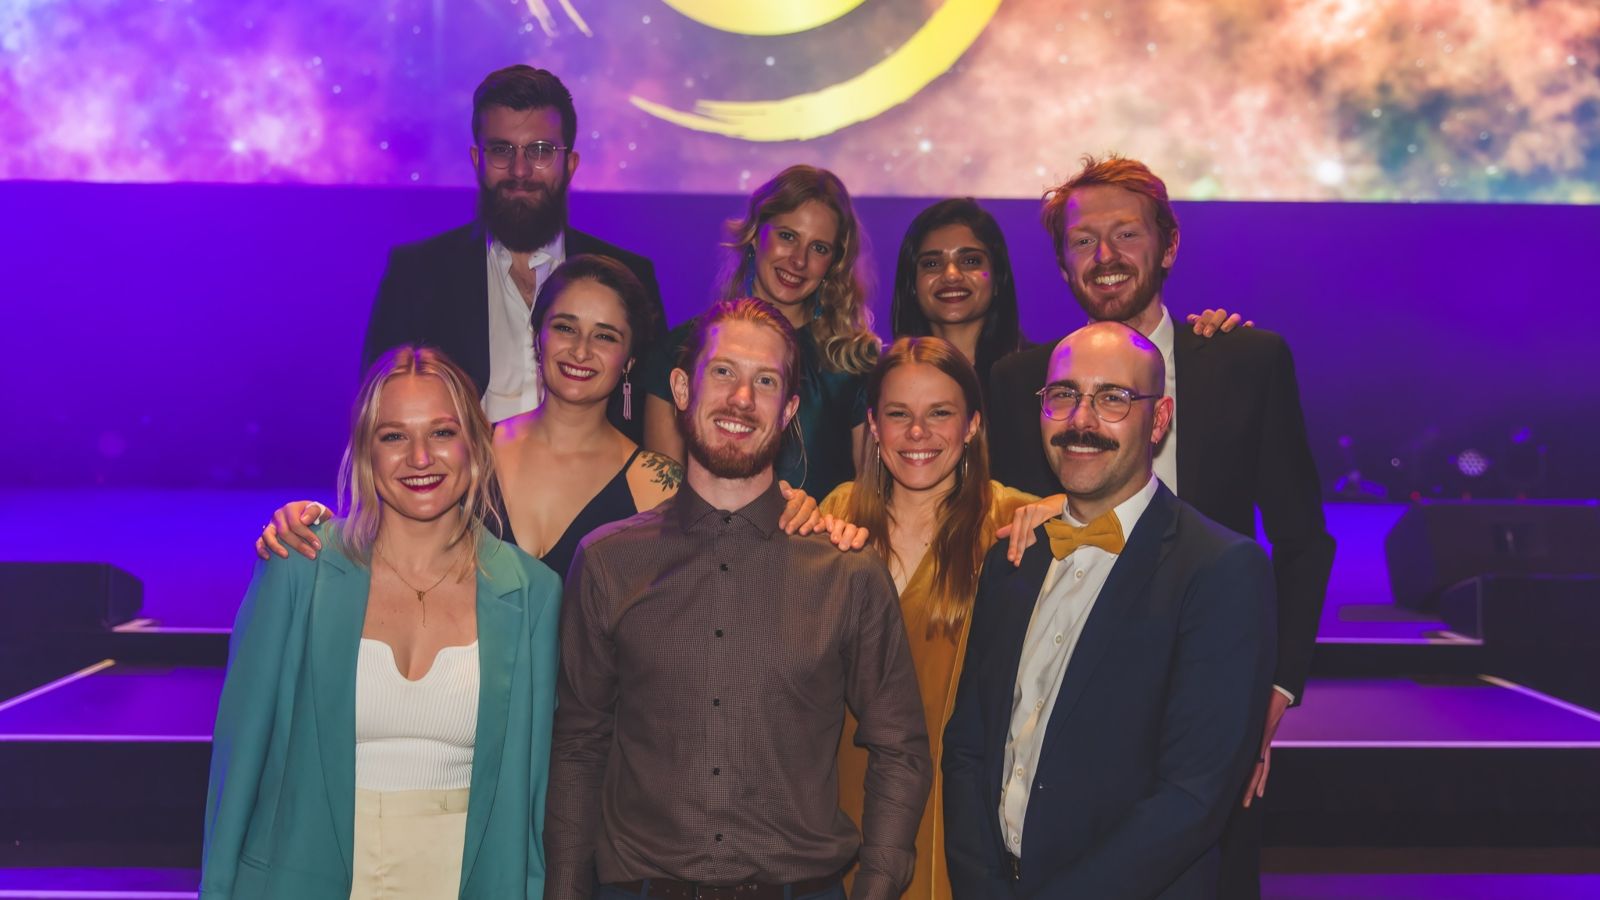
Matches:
[640,451,684,491]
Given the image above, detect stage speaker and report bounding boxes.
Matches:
[1384,501,1600,610]
[0,562,143,632]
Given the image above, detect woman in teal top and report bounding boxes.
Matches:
[202,345,560,899]
[639,165,880,499]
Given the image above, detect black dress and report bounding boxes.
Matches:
[494,447,642,581]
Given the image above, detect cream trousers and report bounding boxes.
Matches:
[349,787,469,899]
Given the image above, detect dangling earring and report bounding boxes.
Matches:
[622,363,634,420]
[959,440,970,482]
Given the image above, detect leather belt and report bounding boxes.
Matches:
[607,869,843,900]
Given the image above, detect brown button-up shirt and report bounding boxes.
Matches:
[545,480,931,900]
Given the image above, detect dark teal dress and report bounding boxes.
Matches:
[639,319,866,499]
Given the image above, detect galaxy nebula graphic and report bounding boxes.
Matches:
[3,0,1597,201]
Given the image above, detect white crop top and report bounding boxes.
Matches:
[354,638,479,791]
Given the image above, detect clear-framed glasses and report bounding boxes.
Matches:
[480,141,570,170]
[1035,384,1161,422]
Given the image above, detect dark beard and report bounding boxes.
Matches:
[478,177,567,253]
[677,406,784,480]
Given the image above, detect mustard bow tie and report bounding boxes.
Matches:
[1044,512,1126,559]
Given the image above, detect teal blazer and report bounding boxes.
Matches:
[201,524,561,899]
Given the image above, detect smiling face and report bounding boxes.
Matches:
[537,278,633,406]
[870,362,981,495]
[915,223,993,329]
[671,319,800,481]
[1059,184,1178,327]
[751,200,840,317]
[1041,324,1172,514]
[471,104,579,252]
[370,374,471,525]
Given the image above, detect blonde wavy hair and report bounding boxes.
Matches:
[719,165,880,375]
[332,345,501,568]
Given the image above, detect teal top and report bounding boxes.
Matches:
[200,524,561,899]
[640,318,867,499]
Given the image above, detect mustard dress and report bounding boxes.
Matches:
[822,480,1040,900]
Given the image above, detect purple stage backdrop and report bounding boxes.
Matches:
[2,180,1596,499]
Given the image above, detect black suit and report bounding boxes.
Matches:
[988,324,1335,896]
[943,484,1276,899]
[361,221,664,441]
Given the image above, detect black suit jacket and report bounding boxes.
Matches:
[987,326,1334,702]
[943,485,1276,899]
[361,222,665,442]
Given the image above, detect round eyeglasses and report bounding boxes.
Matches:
[480,141,571,171]
[1035,385,1161,422]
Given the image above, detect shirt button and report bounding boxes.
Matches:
[712,698,720,706]
[722,515,733,525]
[1074,569,1085,580]
[1034,699,1044,710]
[712,767,720,775]
[715,629,724,638]
[1014,765,1025,777]
[1053,633,1064,645]
[719,563,729,572]
[1010,834,1020,846]
[715,833,724,842]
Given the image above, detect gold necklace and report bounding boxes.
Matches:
[376,547,458,625]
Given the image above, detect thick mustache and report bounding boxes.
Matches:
[496,180,550,197]
[1051,429,1119,451]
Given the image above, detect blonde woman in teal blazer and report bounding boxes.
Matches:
[202,346,561,899]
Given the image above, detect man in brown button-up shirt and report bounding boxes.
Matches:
[546,299,931,900]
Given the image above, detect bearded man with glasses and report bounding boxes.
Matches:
[363,65,665,437]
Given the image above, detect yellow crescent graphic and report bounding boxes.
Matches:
[660,0,868,36]
[631,0,1003,142]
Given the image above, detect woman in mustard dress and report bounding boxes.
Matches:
[820,336,1060,899]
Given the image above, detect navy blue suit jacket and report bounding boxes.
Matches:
[942,484,1276,899]
[361,222,663,441]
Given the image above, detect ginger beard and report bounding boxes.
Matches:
[676,396,786,480]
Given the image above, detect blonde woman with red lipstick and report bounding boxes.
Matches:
[639,165,880,499]
[205,346,560,898]
[818,336,1061,900]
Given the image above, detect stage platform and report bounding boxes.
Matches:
[4,490,1599,894]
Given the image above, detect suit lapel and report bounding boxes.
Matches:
[1038,486,1180,760]
[460,223,492,387]
[1172,326,1205,499]
[307,543,368,879]
[458,534,527,886]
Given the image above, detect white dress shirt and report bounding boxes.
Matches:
[999,475,1160,853]
[1147,305,1179,495]
[483,232,565,423]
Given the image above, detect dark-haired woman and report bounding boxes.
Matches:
[890,198,1031,396]
[260,256,832,578]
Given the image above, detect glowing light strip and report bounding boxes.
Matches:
[0,659,115,714]
[1479,675,1600,725]
[0,733,211,742]
[0,883,197,890]
[1274,739,1600,749]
